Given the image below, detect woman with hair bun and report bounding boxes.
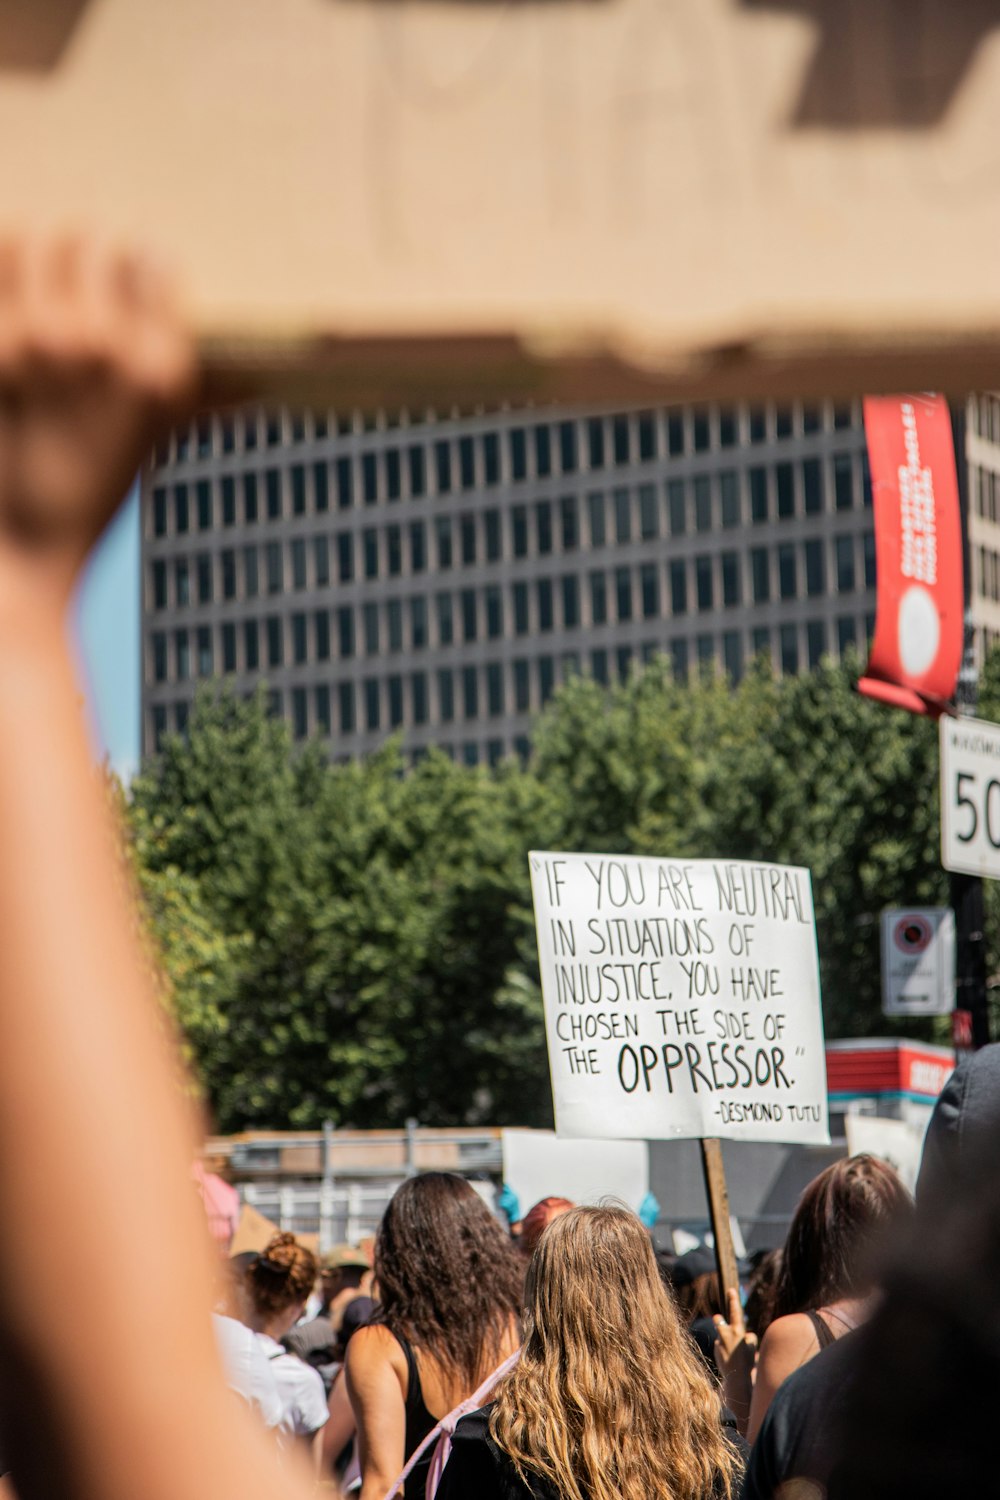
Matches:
[346,1172,524,1500]
[436,1205,745,1500]
[243,1232,329,1466]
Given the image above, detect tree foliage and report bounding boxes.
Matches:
[128,656,1000,1131]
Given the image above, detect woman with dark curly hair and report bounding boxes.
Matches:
[346,1172,524,1500]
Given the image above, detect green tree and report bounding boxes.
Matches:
[130,691,330,1126]
[130,650,1000,1132]
[528,652,955,1040]
[129,690,556,1130]
[704,654,944,1036]
[305,745,555,1127]
[527,662,715,854]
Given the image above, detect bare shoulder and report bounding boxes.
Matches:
[346,1323,404,1375]
[759,1313,820,1362]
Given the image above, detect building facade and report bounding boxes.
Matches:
[141,399,885,764]
[966,392,1000,659]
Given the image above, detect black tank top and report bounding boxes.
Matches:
[806,1309,837,1351]
[395,1334,439,1500]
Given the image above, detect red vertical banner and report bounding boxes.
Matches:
[858,395,964,716]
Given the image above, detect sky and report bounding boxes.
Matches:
[73,484,140,781]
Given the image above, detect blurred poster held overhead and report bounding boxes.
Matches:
[528,853,829,1146]
[6,0,1000,407]
[230,1203,282,1256]
[859,395,964,716]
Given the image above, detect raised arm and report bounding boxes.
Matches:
[0,236,311,1500]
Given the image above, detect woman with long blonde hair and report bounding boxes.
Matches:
[436,1205,745,1500]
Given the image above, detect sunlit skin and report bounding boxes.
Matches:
[716,1288,869,1445]
[0,236,315,1500]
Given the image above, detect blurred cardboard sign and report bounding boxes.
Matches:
[6,0,1000,408]
[229,1203,280,1256]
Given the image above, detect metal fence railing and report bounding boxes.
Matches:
[240,1179,405,1248]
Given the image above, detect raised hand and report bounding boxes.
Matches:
[0,241,309,1500]
[714,1286,758,1434]
[0,234,194,604]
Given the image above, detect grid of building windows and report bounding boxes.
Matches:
[142,400,880,763]
[965,396,1000,659]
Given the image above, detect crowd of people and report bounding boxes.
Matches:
[195,1045,1000,1500]
[1,242,999,1500]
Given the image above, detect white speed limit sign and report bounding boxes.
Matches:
[940,714,1000,879]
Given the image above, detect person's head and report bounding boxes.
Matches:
[915,1044,1000,1209]
[217,1250,259,1321]
[340,1290,379,1350]
[743,1246,783,1340]
[519,1196,574,1256]
[827,1085,1000,1500]
[245,1232,318,1336]
[667,1246,724,1324]
[319,1244,371,1307]
[491,1206,741,1500]
[774,1154,911,1319]
[375,1172,524,1389]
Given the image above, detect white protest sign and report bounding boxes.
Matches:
[844,1115,927,1196]
[529,852,829,1145]
[501,1129,649,1216]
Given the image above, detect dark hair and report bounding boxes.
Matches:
[246,1231,317,1319]
[774,1154,910,1319]
[672,1270,725,1325]
[828,1101,1000,1500]
[375,1172,524,1389]
[744,1247,783,1340]
[326,1264,367,1294]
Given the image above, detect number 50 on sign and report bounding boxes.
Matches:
[940,715,1000,879]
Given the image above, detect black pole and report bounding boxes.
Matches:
[949,401,990,1050]
[952,871,989,1048]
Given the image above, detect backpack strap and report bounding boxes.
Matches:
[380,1349,521,1500]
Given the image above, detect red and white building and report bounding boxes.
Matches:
[825,1037,955,1135]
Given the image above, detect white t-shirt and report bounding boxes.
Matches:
[254,1332,330,1438]
[212,1314,284,1430]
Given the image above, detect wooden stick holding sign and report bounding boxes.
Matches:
[699,1138,740,1301]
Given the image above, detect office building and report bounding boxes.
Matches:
[966,393,1000,656]
[141,399,890,764]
